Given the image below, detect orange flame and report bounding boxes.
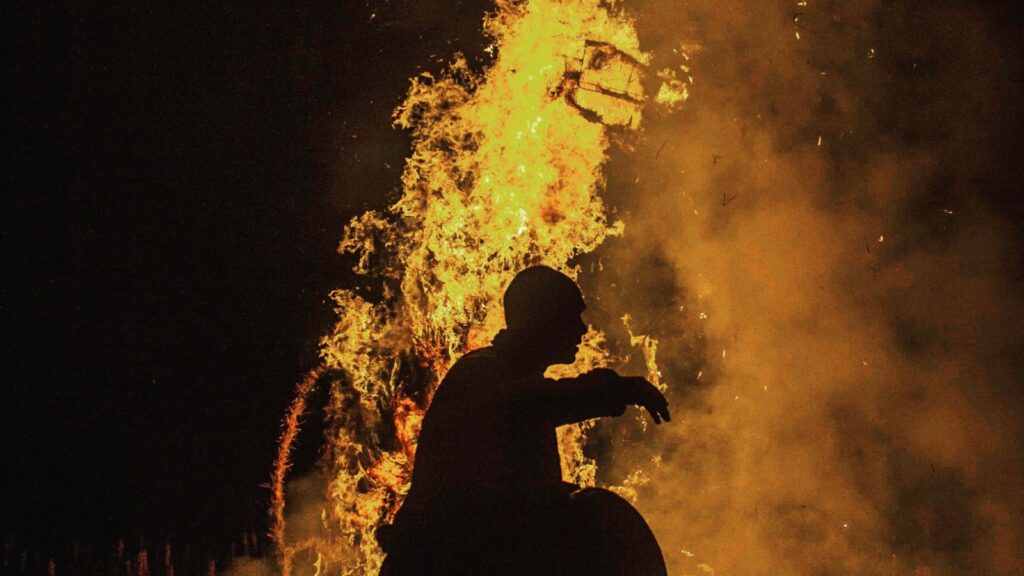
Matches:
[273,1,685,573]
[269,367,322,575]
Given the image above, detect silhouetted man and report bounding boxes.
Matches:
[378,266,670,575]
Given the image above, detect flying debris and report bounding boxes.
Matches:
[561,40,646,127]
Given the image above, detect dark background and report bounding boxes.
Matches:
[3,0,489,546]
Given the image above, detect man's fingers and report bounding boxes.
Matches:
[622,377,672,425]
[648,407,661,424]
[644,404,665,424]
[641,401,671,425]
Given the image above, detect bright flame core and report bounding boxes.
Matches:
[272,1,685,573]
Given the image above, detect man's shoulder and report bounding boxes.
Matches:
[445,346,499,379]
[427,347,500,409]
[459,346,498,363]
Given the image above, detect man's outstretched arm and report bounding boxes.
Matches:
[519,368,670,427]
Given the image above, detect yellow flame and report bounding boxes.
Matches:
[272,1,684,573]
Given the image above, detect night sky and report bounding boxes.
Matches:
[4,0,1024,563]
[4,0,490,545]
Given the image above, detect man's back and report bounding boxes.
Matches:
[379,346,575,575]
[400,346,566,518]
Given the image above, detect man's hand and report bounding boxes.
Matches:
[578,369,671,424]
[620,376,671,424]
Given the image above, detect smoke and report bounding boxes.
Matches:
[582,0,1024,573]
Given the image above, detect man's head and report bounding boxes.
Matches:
[500,266,587,365]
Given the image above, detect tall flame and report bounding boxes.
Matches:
[272,1,685,573]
